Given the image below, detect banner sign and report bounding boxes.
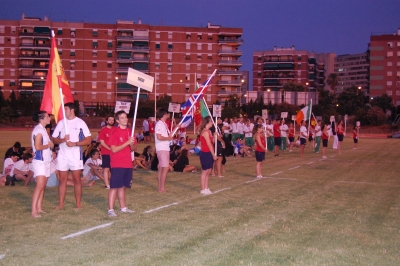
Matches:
[168,102,181,113]
[262,109,269,120]
[281,112,288,119]
[213,104,222,117]
[127,68,154,92]
[114,101,131,113]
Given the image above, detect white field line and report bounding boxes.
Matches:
[288,166,300,170]
[335,181,400,186]
[144,202,179,214]
[307,162,314,165]
[0,254,5,260]
[245,179,261,184]
[61,222,114,240]
[268,177,297,181]
[270,171,282,176]
[213,187,231,193]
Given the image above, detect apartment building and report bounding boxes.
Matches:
[0,14,243,109]
[334,52,369,94]
[369,29,400,106]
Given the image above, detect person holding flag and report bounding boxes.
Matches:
[314,120,322,153]
[52,103,92,209]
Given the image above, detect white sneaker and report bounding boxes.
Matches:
[206,188,213,194]
[322,156,327,159]
[108,209,117,217]
[120,207,135,213]
[200,189,213,195]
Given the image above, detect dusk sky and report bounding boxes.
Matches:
[2,0,400,73]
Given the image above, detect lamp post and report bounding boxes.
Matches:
[357,86,361,95]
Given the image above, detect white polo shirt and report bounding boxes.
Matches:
[237,122,244,134]
[244,123,254,138]
[32,123,52,162]
[155,120,170,151]
[10,159,32,176]
[52,117,91,161]
[280,124,289,137]
[82,158,102,176]
[315,125,322,137]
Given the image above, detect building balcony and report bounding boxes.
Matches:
[218,49,243,56]
[263,74,295,79]
[19,54,50,59]
[19,64,49,69]
[217,89,243,96]
[116,67,129,73]
[316,67,325,72]
[263,58,294,63]
[116,46,150,52]
[217,80,242,86]
[264,63,294,71]
[218,70,243,76]
[19,75,46,80]
[218,60,242,66]
[116,57,149,63]
[19,43,51,48]
[116,35,149,41]
[19,32,50,37]
[18,86,44,91]
[218,38,244,45]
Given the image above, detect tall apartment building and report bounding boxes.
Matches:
[253,47,331,105]
[369,29,400,106]
[334,52,369,94]
[0,14,243,110]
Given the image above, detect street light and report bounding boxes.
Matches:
[357,86,361,95]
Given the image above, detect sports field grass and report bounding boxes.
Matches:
[1,131,400,265]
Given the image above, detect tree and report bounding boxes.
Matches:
[336,86,366,116]
[370,94,393,113]
[283,83,305,92]
[365,106,387,125]
[326,73,339,92]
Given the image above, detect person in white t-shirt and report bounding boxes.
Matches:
[314,120,322,153]
[155,109,177,193]
[10,153,34,186]
[222,118,231,139]
[243,119,254,147]
[82,149,104,183]
[299,120,308,158]
[237,117,245,139]
[280,119,289,151]
[52,102,92,210]
[31,111,54,217]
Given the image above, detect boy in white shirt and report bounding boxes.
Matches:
[10,153,34,186]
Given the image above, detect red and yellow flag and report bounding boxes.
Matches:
[40,31,73,123]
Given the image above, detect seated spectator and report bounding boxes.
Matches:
[150,153,159,171]
[140,145,153,169]
[46,149,59,187]
[173,149,196,172]
[0,174,6,186]
[9,153,34,186]
[136,131,145,143]
[185,136,192,144]
[133,151,147,170]
[169,145,181,166]
[82,149,105,184]
[4,142,23,161]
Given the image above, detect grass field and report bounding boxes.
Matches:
[1,131,400,265]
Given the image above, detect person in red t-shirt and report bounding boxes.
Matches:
[254,124,267,178]
[353,125,359,149]
[273,119,281,156]
[97,115,115,189]
[107,111,136,217]
[148,118,155,142]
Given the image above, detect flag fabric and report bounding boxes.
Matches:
[310,113,317,128]
[40,31,73,123]
[180,76,213,128]
[295,101,312,125]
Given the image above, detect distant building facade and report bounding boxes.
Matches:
[334,52,369,94]
[0,14,244,111]
[369,29,400,105]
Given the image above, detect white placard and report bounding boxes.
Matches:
[291,115,296,121]
[114,101,131,113]
[281,112,288,119]
[330,116,335,122]
[168,102,181,113]
[356,121,361,127]
[262,109,269,120]
[213,104,222,117]
[127,68,154,92]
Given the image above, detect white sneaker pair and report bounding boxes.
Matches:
[200,188,213,195]
[322,156,327,159]
[256,175,263,178]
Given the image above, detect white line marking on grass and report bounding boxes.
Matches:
[213,187,231,193]
[61,222,113,240]
[271,171,282,176]
[288,166,300,170]
[245,179,260,183]
[0,254,5,260]
[307,162,314,165]
[335,181,400,186]
[269,177,297,181]
[144,202,179,214]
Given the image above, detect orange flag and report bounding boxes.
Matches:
[40,31,74,123]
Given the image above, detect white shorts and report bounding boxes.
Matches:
[56,156,84,171]
[32,160,51,178]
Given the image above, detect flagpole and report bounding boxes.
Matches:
[51,30,69,135]
[307,99,312,137]
[154,78,157,119]
[202,98,218,129]
[172,69,217,136]
[131,87,141,137]
[193,73,196,135]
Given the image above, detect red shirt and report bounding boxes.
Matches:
[165,119,172,131]
[200,130,213,152]
[273,124,281,137]
[288,128,294,138]
[108,127,133,168]
[149,121,155,133]
[353,130,357,139]
[98,126,114,155]
[255,134,266,152]
[337,125,344,135]
[322,130,329,140]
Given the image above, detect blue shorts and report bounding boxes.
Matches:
[110,168,132,189]
[274,137,281,146]
[338,134,344,142]
[199,151,214,170]
[102,155,110,168]
[255,151,265,162]
[300,138,306,145]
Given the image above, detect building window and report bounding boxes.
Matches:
[92,62,97,68]
[0,37,4,44]
[186,43,190,50]
[71,40,75,46]
[185,74,190,81]
[208,44,212,51]
[70,71,75,78]
[70,51,75,56]
[167,73,172,80]
[57,29,63,35]
[387,51,393,57]
[70,81,74,88]
[207,64,212,71]
[168,53,172,62]
[92,51,97,57]
[186,64,190,71]
[197,64,201,71]
[92,93,96,99]
[107,62,112,68]
[70,62,75,70]
[167,64,172,72]
[9,80,15,86]
[387,81,392,86]
[297,63,302,68]
[107,51,112,57]
[107,72,111,79]
[108,30,112,37]
[387,71,392,76]
[257,72,261,77]
[397,71,400,77]
[397,51,400,57]
[92,72,97,78]
[107,93,111,100]
[92,41,98,48]
[298,56,302,60]
[58,40,62,46]
[207,55,212,60]
[0,69,3,76]
[388,42,394,48]
[0,49,3,55]
[58,50,62,55]
[0,26,4,33]
[168,32,172,39]
[107,82,111,89]
[93,30,98,37]
[208,34,212,40]
[10,49,15,55]
[155,53,160,59]
[155,64,160,70]
[155,43,160,50]
[197,54,202,60]
[186,33,191,39]
[108,41,112,48]
[167,84,172,90]
[92,82,97,89]
[197,75,202,80]
[186,87,190,92]
[71,30,76,37]
[156,32,160,38]
[185,54,191,60]
[168,44,173,51]
[197,44,202,50]
[388,62,393,66]
[387,91,392,96]
[198,34,202,40]
[10,59,15,66]
[10,70,15,76]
